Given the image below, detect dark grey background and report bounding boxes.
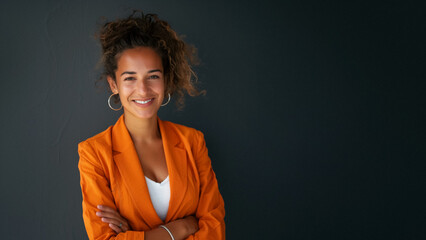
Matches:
[1,0,425,239]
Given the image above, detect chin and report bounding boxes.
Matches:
[125,108,159,120]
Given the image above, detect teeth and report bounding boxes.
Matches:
[135,99,152,104]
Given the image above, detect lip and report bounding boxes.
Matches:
[132,98,155,107]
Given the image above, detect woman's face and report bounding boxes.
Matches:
[108,47,165,120]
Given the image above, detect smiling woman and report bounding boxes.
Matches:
[108,47,166,120]
[78,11,225,240]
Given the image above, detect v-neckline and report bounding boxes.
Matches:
[145,175,170,185]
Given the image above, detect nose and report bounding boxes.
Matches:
[136,79,149,94]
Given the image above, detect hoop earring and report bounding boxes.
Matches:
[161,93,171,107]
[108,93,122,111]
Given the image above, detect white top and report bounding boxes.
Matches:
[145,176,170,221]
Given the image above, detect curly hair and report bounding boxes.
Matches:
[98,10,203,108]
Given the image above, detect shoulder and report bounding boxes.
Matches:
[161,120,209,162]
[160,119,205,141]
[78,125,113,157]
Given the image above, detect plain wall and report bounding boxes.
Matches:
[0,0,425,239]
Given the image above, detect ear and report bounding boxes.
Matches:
[107,76,118,94]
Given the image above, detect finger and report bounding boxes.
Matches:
[96,211,120,219]
[96,211,128,227]
[96,205,130,231]
[102,217,124,233]
[96,206,125,221]
[120,223,129,232]
[96,210,122,220]
[109,223,122,234]
[97,205,118,214]
[100,217,129,232]
[101,217,121,226]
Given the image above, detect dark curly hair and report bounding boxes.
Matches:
[98,10,203,108]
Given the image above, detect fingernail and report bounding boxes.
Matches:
[101,218,106,222]
[97,205,102,209]
[96,211,101,216]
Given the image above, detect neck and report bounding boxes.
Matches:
[123,113,161,144]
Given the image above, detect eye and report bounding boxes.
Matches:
[148,75,160,80]
[124,77,136,81]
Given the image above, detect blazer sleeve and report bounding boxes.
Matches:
[186,131,226,240]
[78,141,145,240]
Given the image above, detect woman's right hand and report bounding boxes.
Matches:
[96,205,130,234]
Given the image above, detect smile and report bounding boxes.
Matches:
[134,99,153,104]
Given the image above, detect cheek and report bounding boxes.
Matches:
[152,80,165,93]
[119,83,134,94]
[116,86,131,103]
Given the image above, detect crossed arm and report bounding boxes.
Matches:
[78,144,200,240]
[78,130,225,240]
[95,205,198,239]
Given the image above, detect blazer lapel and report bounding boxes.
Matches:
[111,115,163,227]
[111,115,189,225]
[158,118,188,222]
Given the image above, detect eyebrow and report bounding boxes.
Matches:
[120,71,136,76]
[120,69,162,76]
[148,69,162,74]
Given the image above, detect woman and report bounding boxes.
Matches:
[78,11,225,240]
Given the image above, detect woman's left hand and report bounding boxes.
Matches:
[96,205,131,234]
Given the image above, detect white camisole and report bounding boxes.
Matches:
[145,176,170,221]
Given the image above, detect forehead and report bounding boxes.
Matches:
[116,47,163,72]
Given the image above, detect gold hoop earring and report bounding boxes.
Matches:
[161,93,171,107]
[108,93,122,111]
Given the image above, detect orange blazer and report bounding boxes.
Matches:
[78,115,225,240]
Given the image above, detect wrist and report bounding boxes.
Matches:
[159,225,175,240]
[164,219,186,239]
